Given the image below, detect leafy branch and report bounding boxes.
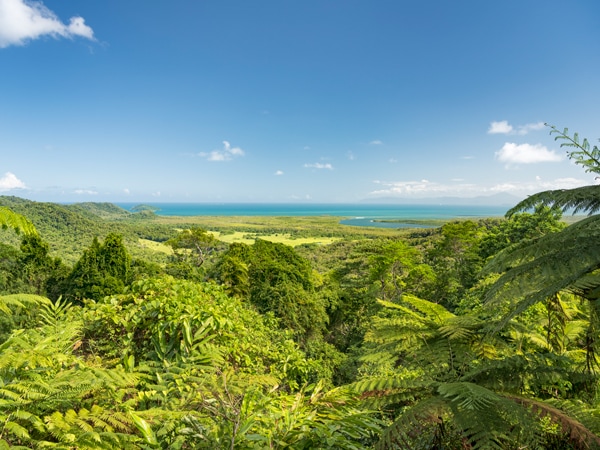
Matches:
[548,124,600,175]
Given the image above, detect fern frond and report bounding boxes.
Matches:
[548,124,600,175]
[507,185,600,216]
[486,213,600,273]
[0,207,37,236]
[352,375,432,401]
[390,294,455,324]
[508,396,600,448]
[438,382,499,411]
[375,395,447,450]
[484,216,600,326]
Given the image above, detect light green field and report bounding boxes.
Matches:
[139,233,339,251]
[209,231,340,246]
[139,238,173,254]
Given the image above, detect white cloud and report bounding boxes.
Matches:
[0,0,95,48]
[517,122,545,135]
[275,170,284,176]
[369,140,383,145]
[488,121,513,134]
[74,189,98,195]
[488,120,545,135]
[304,162,333,170]
[0,172,25,190]
[491,177,591,193]
[496,142,562,165]
[347,151,355,161]
[369,176,592,199]
[370,179,469,197]
[199,140,245,162]
[123,188,130,195]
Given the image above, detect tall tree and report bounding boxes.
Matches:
[426,220,486,309]
[166,227,222,281]
[64,233,132,302]
[17,234,68,296]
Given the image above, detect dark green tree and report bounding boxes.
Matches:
[17,234,69,297]
[64,233,132,302]
[479,204,565,260]
[426,220,486,309]
[218,239,328,344]
[369,239,435,302]
[216,254,250,298]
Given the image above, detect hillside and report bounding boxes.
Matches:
[0,196,174,264]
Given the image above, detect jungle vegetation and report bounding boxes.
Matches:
[0,126,599,449]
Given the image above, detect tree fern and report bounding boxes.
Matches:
[506,125,600,216]
[354,292,600,448]
[0,318,141,448]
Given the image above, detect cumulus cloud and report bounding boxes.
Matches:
[369,176,592,199]
[304,162,333,170]
[488,121,514,134]
[199,141,245,162]
[370,179,477,197]
[347,151,355,161]
[74,189,98,195]
[123,188,130,195]
[488,120,545,135]
[0,172,26,191]
[496,142,562,165]
[490,177,591,193]
[0,0,95,48]
[275,170,284,176]
[369,140,383,145]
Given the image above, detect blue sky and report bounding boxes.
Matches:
[1,0,599,204]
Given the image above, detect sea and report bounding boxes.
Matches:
[115,203,509,229]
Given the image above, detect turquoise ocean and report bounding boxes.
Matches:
[115,203,509,229]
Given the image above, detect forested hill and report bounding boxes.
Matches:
[0,196,167,263]
[63,201,133,220]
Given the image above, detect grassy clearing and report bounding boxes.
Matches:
[139,238,173,254]
[209,231,340,247]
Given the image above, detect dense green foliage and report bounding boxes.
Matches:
[2,130,600,449]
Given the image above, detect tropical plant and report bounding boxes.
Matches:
[0,206,37,236]
[0,295,141,448]
[83,276,379,448]
[484,125,600,377]
[352,295,600,449]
